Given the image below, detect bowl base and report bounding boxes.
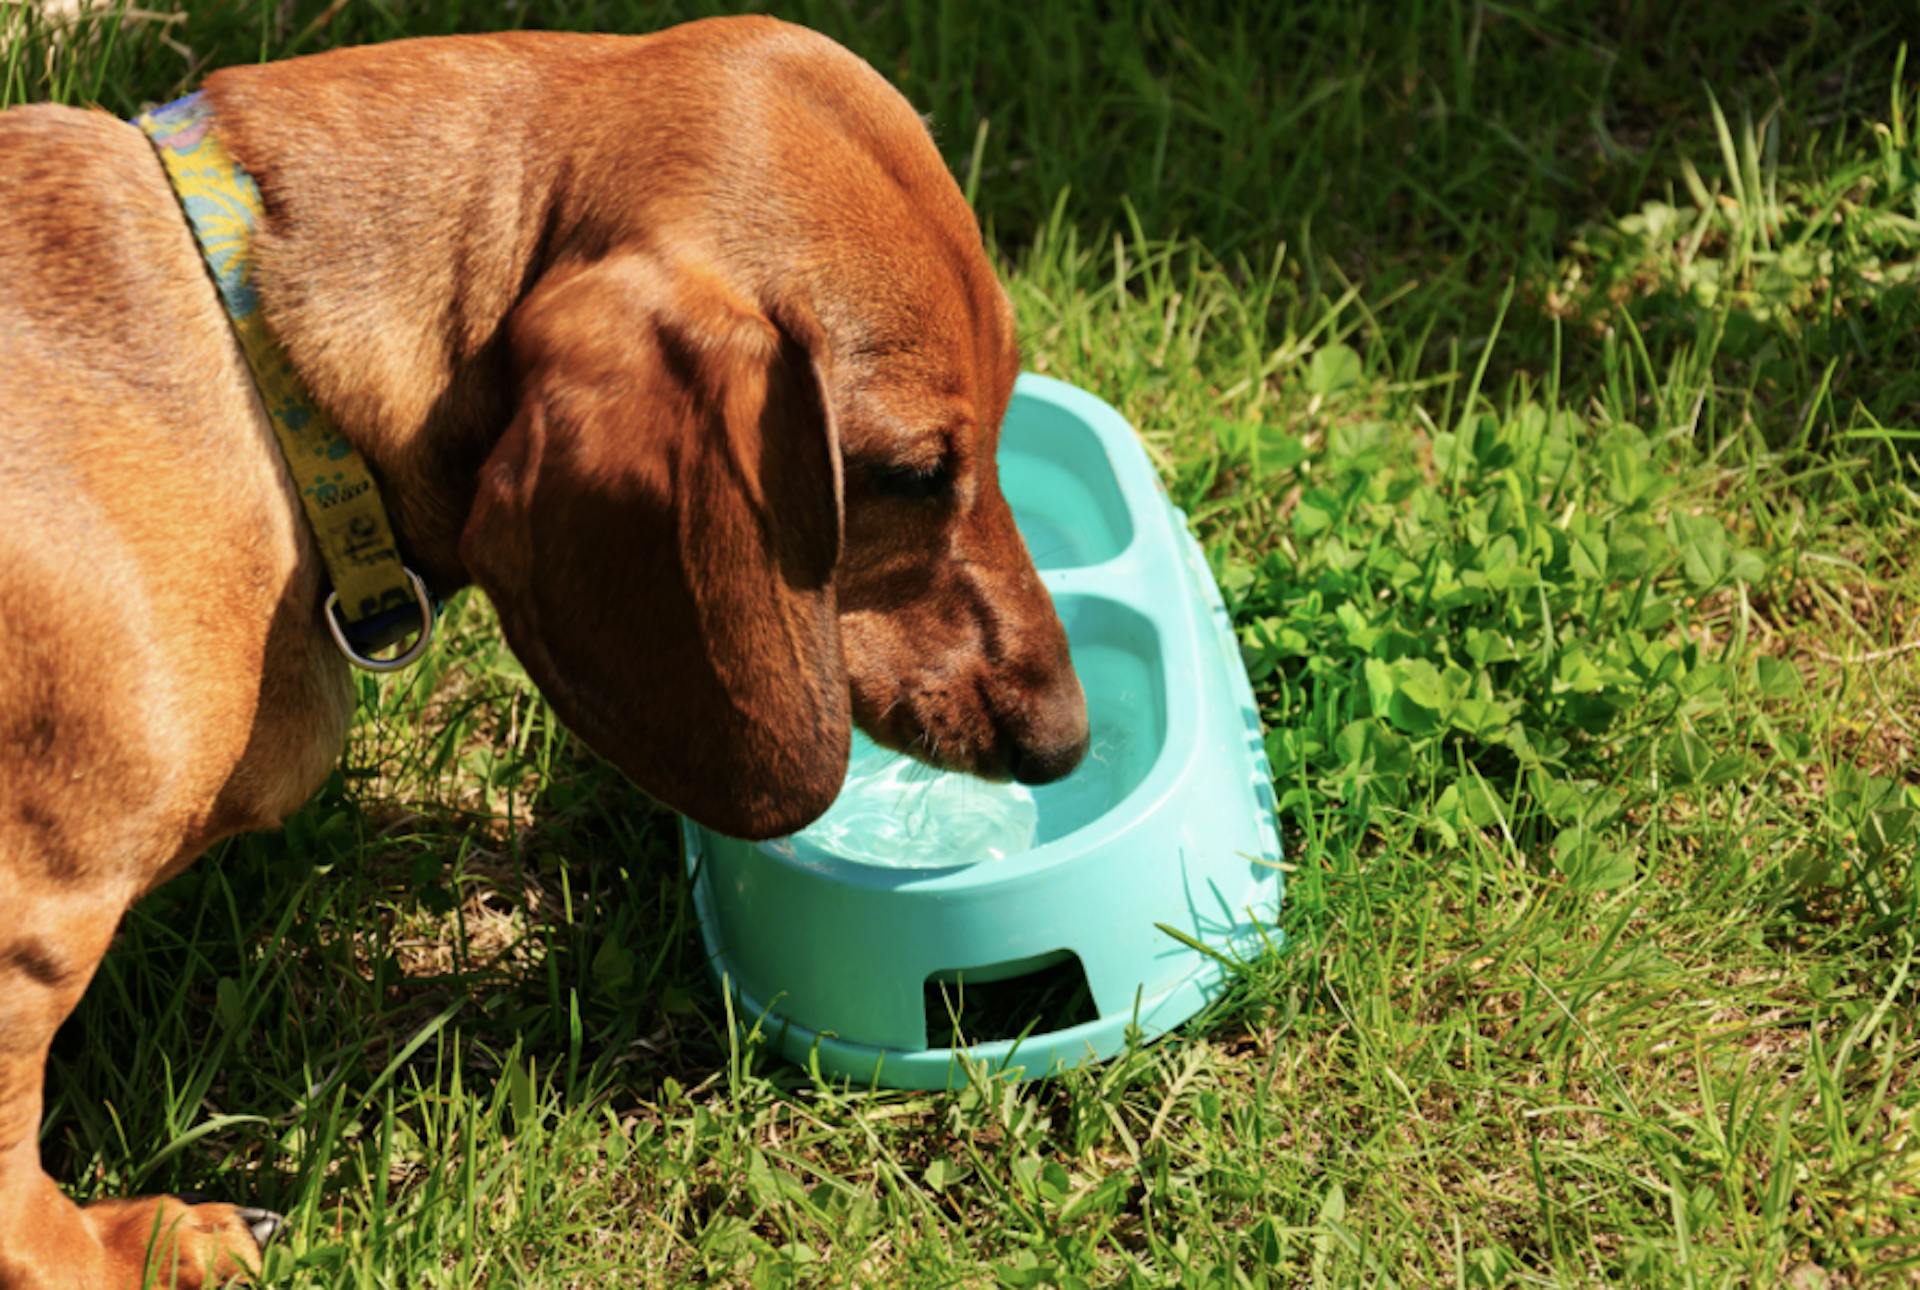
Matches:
[706,909,1279,1090]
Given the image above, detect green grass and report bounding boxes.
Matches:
[8,0,1920,1283]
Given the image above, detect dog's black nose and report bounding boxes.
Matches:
[1010,733,1088,786]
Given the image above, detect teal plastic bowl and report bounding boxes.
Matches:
[681,374,1281,1088]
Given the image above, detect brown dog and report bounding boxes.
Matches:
[0,17,1087,1285]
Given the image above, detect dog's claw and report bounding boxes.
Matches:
[169,1195,282,1250]
[235,1205,284,1249]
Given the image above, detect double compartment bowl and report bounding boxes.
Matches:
[681,375,1282,1088]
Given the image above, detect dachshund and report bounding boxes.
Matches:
[0,17,1087,1284]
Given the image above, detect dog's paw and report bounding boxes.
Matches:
[171,1194,282,1250]
[82,1194,272,1286]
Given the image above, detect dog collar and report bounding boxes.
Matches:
[135,93,434,672]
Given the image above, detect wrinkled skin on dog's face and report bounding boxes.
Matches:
[826,288,1089,788]
[714,25,1091,794]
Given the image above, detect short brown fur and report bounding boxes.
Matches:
[0,18,1084,1284]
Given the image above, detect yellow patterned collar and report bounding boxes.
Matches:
[136,92,434,671]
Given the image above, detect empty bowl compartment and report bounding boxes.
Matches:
[999,393,1134,569]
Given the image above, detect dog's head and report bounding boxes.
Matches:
[460,21,1087,838]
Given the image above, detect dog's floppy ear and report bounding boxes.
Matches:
[462,254,848,839]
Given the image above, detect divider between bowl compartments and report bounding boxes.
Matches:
[1037,556,1146,603]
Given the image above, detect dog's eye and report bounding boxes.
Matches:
[869,459,952,503]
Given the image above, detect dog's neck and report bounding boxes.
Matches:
[202,34,623,594]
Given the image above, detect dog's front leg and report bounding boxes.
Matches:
[0,885,265,1289]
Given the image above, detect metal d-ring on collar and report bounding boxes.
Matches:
[325,567,437,672]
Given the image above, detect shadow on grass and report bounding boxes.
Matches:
[42,744,706,1202]
[40,731,1107,1211]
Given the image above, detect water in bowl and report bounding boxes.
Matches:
[776,598,1169,870]
[787,732,1040,869]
